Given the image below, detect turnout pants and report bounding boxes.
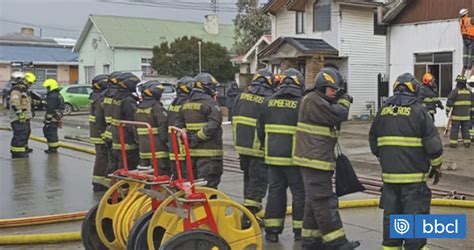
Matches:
[10,120,29,155]
[264,165,305,234]
[92,143,110,187]
[43,122,59,149]
[300,168,349,248]
[241,155,268,212]
[381,182,431,250]
[116,149,140,171]
[192,157,223,189]
[140,158,172,176]
[450,120,471,145]
[463,37,474,70]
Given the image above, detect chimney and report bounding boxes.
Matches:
[21,27,35,36]
[204,15,219,35]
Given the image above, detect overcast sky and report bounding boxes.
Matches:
[0,0,243,39]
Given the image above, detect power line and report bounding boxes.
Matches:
[0,17,81,33]
[100,0,238,12]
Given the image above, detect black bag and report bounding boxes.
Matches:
[335,143,365,197]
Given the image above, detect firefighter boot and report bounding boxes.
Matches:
[327,240,361,250]
[12,152,29,159]
[265,233,279,243]
[44,147,58,154]
[26,147,33,153]
[93,184,108,192]
[302,237,324,250]
[463,142,470,148]
[241,206,259,229]
[294,229,302,241]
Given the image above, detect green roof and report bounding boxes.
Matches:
[75,15,234,51]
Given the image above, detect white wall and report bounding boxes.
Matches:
[389,20,461,126]
[275,8,296,37]
[304,0,340,52]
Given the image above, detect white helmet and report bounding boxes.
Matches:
[460,8,469,17]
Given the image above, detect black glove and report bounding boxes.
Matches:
[445,110,450,117]
[429,167,442,185]
[187,134,199,148]
[345,94,354,103]
[438,103,444,110]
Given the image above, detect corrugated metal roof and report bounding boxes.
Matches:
[79,15,234,50]
[0,44,78,63]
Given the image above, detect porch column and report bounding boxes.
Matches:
[305,56,323,89]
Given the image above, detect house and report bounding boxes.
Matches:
[0,27,78,89]
[231,35,272,88]
[382,0,471,126]
[73,15,234,84]
[261,0,387,117]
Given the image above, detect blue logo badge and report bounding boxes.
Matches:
[390,214,414,238]
[390,214,466,239]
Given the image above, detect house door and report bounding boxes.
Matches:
[69,66,78,84]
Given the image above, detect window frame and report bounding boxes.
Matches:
[141,58,153,76]
[413,52,453,98]
[296,11,305,34]
[313,1,331,32]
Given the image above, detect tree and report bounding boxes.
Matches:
[152,36,235,82]
[233,0,271,55]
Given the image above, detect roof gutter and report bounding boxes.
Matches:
[381,0,408,24]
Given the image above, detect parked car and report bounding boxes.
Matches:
[2,80,47,110]
[136,81,176,110]
[59,84,92,115]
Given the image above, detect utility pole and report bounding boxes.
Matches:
[198,41,202,73]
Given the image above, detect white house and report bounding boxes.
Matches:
[262,0,387,117]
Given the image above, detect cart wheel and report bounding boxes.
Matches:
[95,180,144,249]
[147,187,232,248]
[154,199,262,250]
[81,204,107,250]
[127,211,153,250]
[159,229,231,250]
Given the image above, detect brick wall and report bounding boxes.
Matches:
[305,56,323,89]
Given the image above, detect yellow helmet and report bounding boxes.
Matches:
[24,72,37,85]
[43,79,59,91]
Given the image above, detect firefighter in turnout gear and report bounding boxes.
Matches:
[102,71,122,171]
[418,73,444,120]
[257,68,305,243]
[460,8,474,77]
[111,72,140,170]
[89,74,110,191]
[9,71,35,158]
[175,73,223,188]
[471,87,474,141]
[168,76,194,176]
[446,75,473,148]
[232,68,275,228]
[135,80,171,175]
[294,67,358,250]
[369,73,443,250]
[42,79,64,154]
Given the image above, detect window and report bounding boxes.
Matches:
[414,52,453,97]
[373,11,387,35]
[66,87,80,94]
[35,68,57,83]
[84,66,95,85]
[103,64,110,74]
[162,84,175,94]
[313,0,331,32]
[296,11,305,34]
[141,58,153,76]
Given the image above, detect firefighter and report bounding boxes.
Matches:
[257,68,305,243]
[232,68,275,228]
[168,76,194,176]
[471,86,474,141]
[294,67,358,250]
[369,73,443,250]
[446,75,472,148]
[111,72,141,170]
[24,72,36,153]
[226,82,239,121]
[175,73,223,188]
[9,72,35,158]
[134,80,171,175]
[102,71,122,171]
[418,72,444,120]
[460,8,474,78]
[89,74,110,191]
[42,79,64,154]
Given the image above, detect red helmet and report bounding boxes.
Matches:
[422,73,433,85]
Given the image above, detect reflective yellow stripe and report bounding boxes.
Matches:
[103,131,112,139]
[322,228,345,243]
[292,156,335,171]
[470,129,474,136]
[90,137,105,144]
[458,90,471,94]
[470,107,474,111]
[382,246,402,250]
[302,229,321,238]
[197,129,209,140]
[186,122,207,131]
[382,173,428,183]
[463,139,471,143]
[264,124,296,166]
[189,149,223,157]
[377,136,422,147]
[454,101,472,106]
[139,151,169,159]
[111,119,119,126]
[265,156,293,166]
[232,116,256,126]
[292,220,303,229]
[10,146,26,152]
[105,116,112,124]
[449,140,458,145]
[423,97,437,103]
[420,246,429,250]
[92,176,111,187]
[137,127,158,135]
[243,199,262,209]
[103,97,113,104]
[112,143,138,150]
[297,122,336,138]
[169,153,186,160]
[235,146,264,157]
[48,142,60,147]
[430,156,443,166]
[265,124,296,134]
[264,218,284,228]
[338,98,351,108]
[88,115,96,122]
[451,115,470,121]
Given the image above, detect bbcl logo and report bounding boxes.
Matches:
[390,214,466,239]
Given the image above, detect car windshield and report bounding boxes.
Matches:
[30,82,44,89]
[163,84,175,93]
